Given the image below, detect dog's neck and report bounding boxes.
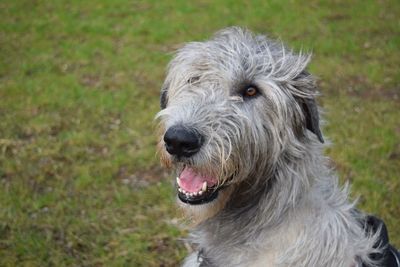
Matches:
[198,145,319,226]
[189,142,376,267]
[192,142,320,253]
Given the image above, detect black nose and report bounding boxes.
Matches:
[163,125,203,157]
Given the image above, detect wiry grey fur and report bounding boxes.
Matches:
[156,27,381,267]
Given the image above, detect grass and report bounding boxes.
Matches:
[0,0,399,266]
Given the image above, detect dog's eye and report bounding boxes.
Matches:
[243,86,259,98]
[187,76,200,84]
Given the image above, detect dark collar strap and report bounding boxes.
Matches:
[197,249,215,267]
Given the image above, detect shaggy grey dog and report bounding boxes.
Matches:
[155,27,385,267]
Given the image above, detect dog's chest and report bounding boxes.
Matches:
[198,226,295,267]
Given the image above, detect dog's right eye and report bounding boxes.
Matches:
[241,85,260,98]
[187,76,200,84]
[245,87,257,97]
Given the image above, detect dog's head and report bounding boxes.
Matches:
[156,27,323,220]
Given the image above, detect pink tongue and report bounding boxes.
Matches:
[179,167,217,193]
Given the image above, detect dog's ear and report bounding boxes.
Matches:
[293,71,324,143]
[160,84,168,109]
[298,97,324,143]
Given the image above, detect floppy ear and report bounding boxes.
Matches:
[293,70,324,143]
[299,97,324,143]
[160,84,168,109]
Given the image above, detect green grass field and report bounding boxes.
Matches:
[1,0,399,266]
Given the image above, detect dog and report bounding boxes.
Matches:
[155,27,399,267]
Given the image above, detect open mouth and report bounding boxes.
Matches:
[176,166,222,205]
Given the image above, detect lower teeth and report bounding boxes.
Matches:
[179,186,205,197]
